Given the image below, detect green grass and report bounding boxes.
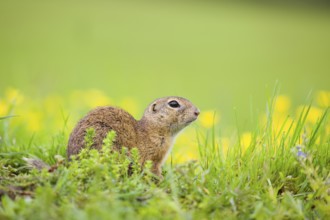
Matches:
[0,96,329,220]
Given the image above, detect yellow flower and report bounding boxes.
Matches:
[316,90,330,108]
[241,132,252,153]
[282,117,295,134]
[171,128,199,163]
[26,111,42,132]
[296,105,323,124]
[85,89,112,108]
[172,150,199,164]
[308,106,323,124]
[0,99,8,115]
[199,110,219,128]
[274,95,291,113]
[272,115,295,136]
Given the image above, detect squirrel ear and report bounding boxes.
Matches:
[151,103,159,113]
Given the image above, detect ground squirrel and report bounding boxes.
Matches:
[67,96,200,177]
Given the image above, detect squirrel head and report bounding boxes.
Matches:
[141,96,200,135]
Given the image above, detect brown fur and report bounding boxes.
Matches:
[67,96,199,177]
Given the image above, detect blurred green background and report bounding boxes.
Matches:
[1,0,329,128]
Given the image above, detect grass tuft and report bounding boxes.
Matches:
[0,94,329,219]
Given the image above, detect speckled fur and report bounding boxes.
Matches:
[67,96,199,177]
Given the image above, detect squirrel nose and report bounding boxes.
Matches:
[194,110,200,117]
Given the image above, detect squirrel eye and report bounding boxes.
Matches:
[168,100,180,108]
